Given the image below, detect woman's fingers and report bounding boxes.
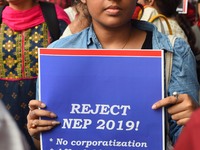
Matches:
[28,119,60,129]
[27,100,60,141]
[27,119,60,139]
[152,95,178,109]
[28,100,46,111]
[176,118,190,126]
[151,93,199,125]
[28,109,57,120]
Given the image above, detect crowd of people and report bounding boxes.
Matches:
[0,0,200,150]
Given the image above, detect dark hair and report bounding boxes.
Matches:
[155,0,181,17]
[176,14,200,55]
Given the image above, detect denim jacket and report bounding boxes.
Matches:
[47,20,199,145]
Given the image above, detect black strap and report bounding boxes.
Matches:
[0,4,8,24]
[39,1,60,42]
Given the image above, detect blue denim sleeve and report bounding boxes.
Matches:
[168,38,199,144]
[168,38,199,101]
[169,118,183,144]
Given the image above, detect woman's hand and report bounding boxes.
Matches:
[27,100,60,140]
[152,94,199,125]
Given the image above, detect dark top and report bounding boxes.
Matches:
[142,31,152,49]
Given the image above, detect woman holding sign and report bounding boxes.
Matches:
[27,0,199,149]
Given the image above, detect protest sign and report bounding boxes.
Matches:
[39,49,165,150]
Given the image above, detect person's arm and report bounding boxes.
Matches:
[152,38,199,144]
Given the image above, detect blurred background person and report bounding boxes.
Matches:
[0,100,30,150]
[0,0,70,149]
[136,0,200,84]
[60,0,91,37]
